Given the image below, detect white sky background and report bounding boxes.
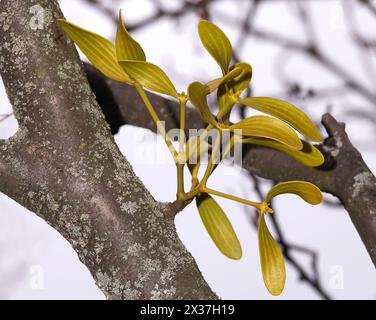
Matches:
[0,0,375,299]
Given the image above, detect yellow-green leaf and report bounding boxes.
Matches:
[116,9,146,61]
[188,82,217,126]
[57,19,130,82]
[258,213,286,296]
[196,193,242,260]
[231,115,303,150]
[206,78,223,94]
[242,137,324,167]
[228,62,253,94]
[205,67,242,94]
[119,60,178,98]
[239,97,322,142]
[265,181,323,205]
[198,20,232,74]
[217,62,253,112]
[217,84,235,115]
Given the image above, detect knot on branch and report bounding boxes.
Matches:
[319,113,354,171]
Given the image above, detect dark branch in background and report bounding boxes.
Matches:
[217,10,376,105]
[80,0,376,105]
[359,0,376,18]
[0,113,12,123]
[80,0,376,138]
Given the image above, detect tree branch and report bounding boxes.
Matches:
[0,0,217,299]
[244,113,376,266]
[85,65,376,267]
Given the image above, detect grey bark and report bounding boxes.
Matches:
[244,114,376,266]
[84,67,376,267]
[0,0,217,299]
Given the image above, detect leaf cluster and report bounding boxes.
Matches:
[57,12,324,296]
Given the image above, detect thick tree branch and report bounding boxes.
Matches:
[244,113,376,266]
[0,0,217,299]
[85,65,376,267]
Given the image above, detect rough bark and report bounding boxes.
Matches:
[244,114,376,266]
[0,0,217,299]
[84,66,376,267]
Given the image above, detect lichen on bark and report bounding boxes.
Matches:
[0,0,218,299]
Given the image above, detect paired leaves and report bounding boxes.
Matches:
[198,20,232,74]
[57,19,130,82]
[119,61,179,98]
[59,12,176,99]
[257,180,322,295]
[196,193,242,260]
[231,115,303,150]
[239,97,322,142]
[115,15,177,98]
[258,214,286,296]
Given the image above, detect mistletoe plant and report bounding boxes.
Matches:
[57,11,324,296]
